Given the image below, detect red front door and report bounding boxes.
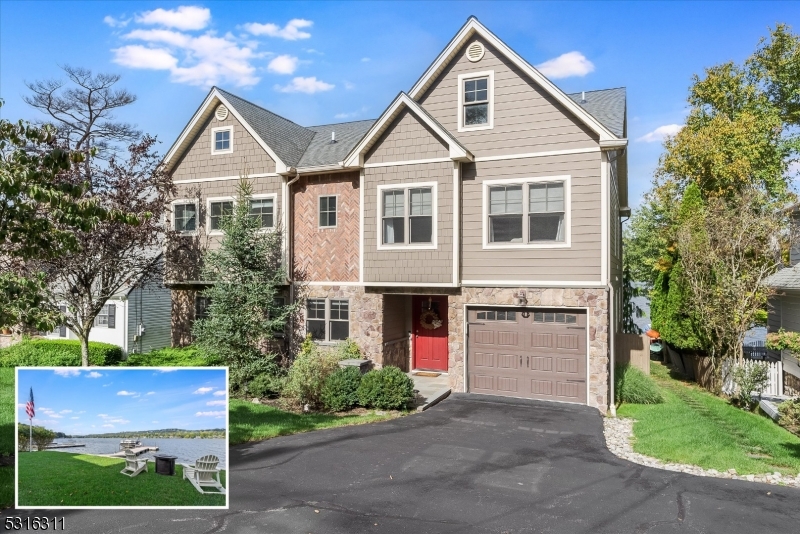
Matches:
[412,295,448,371]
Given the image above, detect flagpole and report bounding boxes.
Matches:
[29,416,32,452]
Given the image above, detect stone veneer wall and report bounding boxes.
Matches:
[383,337,410,372]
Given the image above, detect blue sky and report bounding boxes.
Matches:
[1,1,798,206]
[16,368,227,435]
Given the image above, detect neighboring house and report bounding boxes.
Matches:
[163,17,628,412]
[763,264,800,395]
[47,256,172,356]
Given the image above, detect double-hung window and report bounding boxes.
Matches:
[485,178,569,247]
[249,196,274,229]
[209,200,234,232]
[174,202,197,233]
[211,126,233,154]
[319,196,337,227]
[458,71,493,131]
[380,184,435,247]
[94,304,115,328]
[306,298,349,342]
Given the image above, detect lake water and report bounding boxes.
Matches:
[48,438,227,467]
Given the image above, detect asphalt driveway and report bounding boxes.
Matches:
[5,394,800,533]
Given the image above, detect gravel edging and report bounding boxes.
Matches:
[604,416,800,488]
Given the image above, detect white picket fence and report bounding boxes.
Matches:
[722,358,784,397]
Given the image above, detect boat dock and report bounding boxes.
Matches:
[45,444,85,449]
[109,446,159,457]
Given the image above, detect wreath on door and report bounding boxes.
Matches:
[420,310,443,330]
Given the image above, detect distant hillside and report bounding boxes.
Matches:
[69,428,225,439]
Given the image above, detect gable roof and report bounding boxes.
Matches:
[297,119,376,169]
[568,88,626,139]
[408,16,626,145]
[343,92,473,168]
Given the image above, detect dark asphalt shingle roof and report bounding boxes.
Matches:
[297,119,376,168]
[217,88,316,167]
[567,87,626,138]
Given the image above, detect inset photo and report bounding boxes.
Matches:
[15,366,228,509]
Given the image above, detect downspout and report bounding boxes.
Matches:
[605,148,626,418]
[286,174,301,350]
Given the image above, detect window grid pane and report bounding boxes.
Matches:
[307,299,326,319]
[175,203,196,232]
[214,130,230,151]
[209,201,233,231]
[249,198,274,228]
[489,186,522,214]
[319,196,337,227]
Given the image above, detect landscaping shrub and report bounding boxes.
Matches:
[283,335,343,408]
[321,366,363,412]
[335,339,362,360]
[778,398,800,435]
[731,362,770,410]
[0,339,123,367]
[248,371,286,399]
[357,366,415,410]
[122,347,208,367]
[614,364,664,405]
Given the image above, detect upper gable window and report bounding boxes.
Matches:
[458,71,494,132]
[211,126,233,155]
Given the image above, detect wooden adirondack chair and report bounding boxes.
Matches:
[120,450,148,477]
[181,454,226,494]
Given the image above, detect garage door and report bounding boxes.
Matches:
[467,308,587,404]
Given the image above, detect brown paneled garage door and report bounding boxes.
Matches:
[467,308,587,404]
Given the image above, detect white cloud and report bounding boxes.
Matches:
[268,54,299,75]
[206,400,226,406]
[40,409,63,419]
[637,124,682,143]
[59,410,72,414]
[117,390,137,396]
[276,76,334,94]
[152,420,159,424]
[114,28,261,87]
[103,15,130,28]
[102,424,115,428]
[213,390,226,397]
[136,6,211,31]
[304,48,323,55]
[536,51,595,79]
[146,391,156,395]
[158,369,178,373]
[54,369,81,377]
[86,372,103,378]
[196,410,226,417]
[243,19,312,40]
[335,105,368,120]
[343,81,355,90]
[107,418,130,424]
[193,387,214,395]
[71,417,79,420]
[361,57,370,62]
[77,411,86,414]
[98,414,108,418]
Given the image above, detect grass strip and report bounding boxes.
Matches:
[617,362,800,475]
[230,400,401,445]
[1,367,14,509]
[17,452,226,506]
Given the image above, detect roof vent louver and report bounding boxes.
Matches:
[466,41,485,63]
[215,105,229,121]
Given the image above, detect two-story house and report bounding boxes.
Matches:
[162,17,628,412]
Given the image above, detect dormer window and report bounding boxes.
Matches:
[458,71,494,132]
[211,126,233,155]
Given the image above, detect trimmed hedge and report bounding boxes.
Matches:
[321,366,363,412]
[0,339,123,367]
[357,366,415,410]
[122,347,209,367]
[615,364,664,405]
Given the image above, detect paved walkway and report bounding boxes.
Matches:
[5,394,799,533]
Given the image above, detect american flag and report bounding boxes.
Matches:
[25,387,34,420]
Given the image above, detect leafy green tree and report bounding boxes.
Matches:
[192,179,298,392]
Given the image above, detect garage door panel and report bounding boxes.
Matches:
[468,307,587,404]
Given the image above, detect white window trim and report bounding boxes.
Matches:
[171,198,200,236]
[250,193,278,232]
[481,175,571,249]
[318,194,339,229]
[376,181,438,251]
[206,196,235,236]
[305,297,350,344]
[457,70,494,133]
[210,125,234,155]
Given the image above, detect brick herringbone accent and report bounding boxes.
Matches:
[292,173,360,282]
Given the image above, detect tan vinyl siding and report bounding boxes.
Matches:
[172,112,276,180]
[461,152,602,282]
[364,161,453,284]
[418,35,598,158]
[365,108,449,164]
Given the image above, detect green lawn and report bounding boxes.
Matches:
[229,399,401,445]
[617,362,800,476]
[18,452,226,506]
[1,367,14,509]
